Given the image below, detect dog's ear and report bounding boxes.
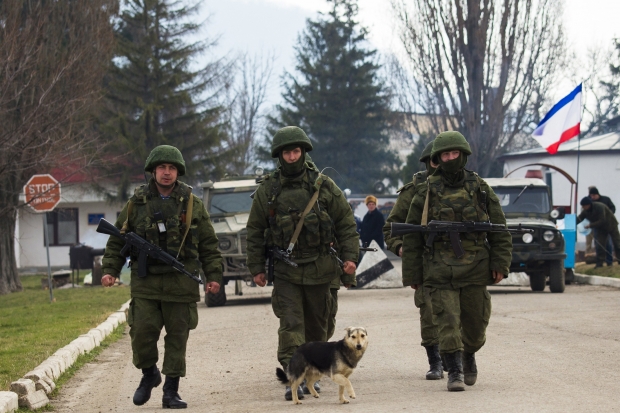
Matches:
[344,326,353,336]
[359,327,367,336]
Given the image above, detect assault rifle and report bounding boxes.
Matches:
[266,247,298,283]
[97,218,203,284]
[390,220,533,259]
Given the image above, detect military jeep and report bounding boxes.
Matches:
[200,174,262,307]
[485,178,567,293]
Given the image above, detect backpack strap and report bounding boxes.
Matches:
[176,190,194,259]
[286,173,325,254]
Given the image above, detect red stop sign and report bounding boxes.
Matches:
[23,174,62,212]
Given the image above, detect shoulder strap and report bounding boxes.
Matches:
[286,174,325,254]
[177,191,194,258]
[120,200,134,235]
[421,178,430,226]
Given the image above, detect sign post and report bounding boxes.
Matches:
[23,174,61,303]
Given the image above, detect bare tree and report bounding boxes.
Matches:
[0,0,116,294]
[391,0,566,176]
[222,52,274,175]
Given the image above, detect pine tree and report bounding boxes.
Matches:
[101,0,229,199]
[268,0,397,192]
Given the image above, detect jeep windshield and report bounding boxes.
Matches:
[210,191,254,215]
[493,186,551,214]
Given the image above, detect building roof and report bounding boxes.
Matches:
[501,131,620,158]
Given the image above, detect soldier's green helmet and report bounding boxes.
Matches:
[430,131,472,160]
[144,145,186,176]
[271,126,313,158]
[419,141,434,163]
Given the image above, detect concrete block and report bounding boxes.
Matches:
[575,273,620,288]
[18,390,49,410]
[99,320,115,335]
[76,334,96,353]
[10,379,35,396]
[54,348,77,366]
[23,370,48,383]
[35,379,51,394]
[40,376,56,393]
[87,329,103,346]
[46,356,66,374]
[114,310,127,323]
[106,314,120,329]
[119,300,130,312]
[69,336,90,355]
[37,361,61,380]
[32,363,54,380]
[0,391,18,413]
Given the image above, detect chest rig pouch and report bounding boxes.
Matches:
[128,183,197,272]
[266,167,332,263]
[426,171,490,264]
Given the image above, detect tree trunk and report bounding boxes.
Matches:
[0,209,22,294]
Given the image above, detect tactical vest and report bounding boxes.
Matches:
[126,181,199,273]
[426,170,489,246]
[266,167,333,263]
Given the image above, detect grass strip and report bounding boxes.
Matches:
[0,274,130,391]
[575,262,620,278]
[16,323,127,412]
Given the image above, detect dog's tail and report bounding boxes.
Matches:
[276,368,290,385]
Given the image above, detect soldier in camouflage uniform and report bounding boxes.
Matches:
[102,145,222,409]
[383,141,445,380]
[402,132,512,392]
[246,126,359,400]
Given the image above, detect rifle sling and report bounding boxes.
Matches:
[177,193,194,258]
[287,180,323,253]
[421,178,430,226]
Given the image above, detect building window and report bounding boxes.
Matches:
[45,208,79,246]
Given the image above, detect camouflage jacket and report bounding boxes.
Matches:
[246,162,359,286]
[383,170,428,256]
[401,170,512,288]
[102,179,222,302]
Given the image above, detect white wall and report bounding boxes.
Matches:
[17,185,124,269]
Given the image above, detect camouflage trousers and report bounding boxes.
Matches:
[414,286,439,347]
[271,278,331,368]
[429,285,491,354]
[128,297,198,377]
[327,288,338,340]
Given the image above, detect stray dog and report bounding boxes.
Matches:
[276,327,368,405]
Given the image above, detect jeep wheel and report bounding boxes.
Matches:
[548,260,565,293]
[206,287,227,307]
[529,274,546,292]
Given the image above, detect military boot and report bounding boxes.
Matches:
[462,351,478,386]
[302,380,321,394]
[424,345,444,380]
[133,365,162,406]
[162,376,187,409]
[284,386,305,401]
[443,351,465,392]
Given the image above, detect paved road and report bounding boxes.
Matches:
[52,282,620,413]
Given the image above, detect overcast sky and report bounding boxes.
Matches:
[198,0,620,107]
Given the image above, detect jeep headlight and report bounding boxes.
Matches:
[543,230,555,242]
[218,237,233,251]
[522,233,533,244]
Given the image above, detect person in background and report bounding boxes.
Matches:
[577,196,620,267]
[589,187,616,265]
[360,195,385,249]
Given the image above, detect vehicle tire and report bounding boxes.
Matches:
[548,260,565,293]
[206,287,227,307]
[564,268,575,285]
[529,273,546,292]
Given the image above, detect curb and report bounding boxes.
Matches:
[574,273,620,289]
[2,300,130,413]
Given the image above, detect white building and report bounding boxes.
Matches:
[16,182,126,271]
[501,132,620,211]
[501,132,620,245]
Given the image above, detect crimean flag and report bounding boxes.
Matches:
[532,84,582,154]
